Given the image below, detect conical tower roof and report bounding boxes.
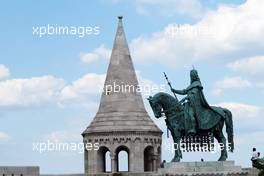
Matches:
[83,16,162,134]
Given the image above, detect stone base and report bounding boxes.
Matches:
[85,172,159,176]
[48,162,259,176]
[0,166,39,176]
[158,161,249,176]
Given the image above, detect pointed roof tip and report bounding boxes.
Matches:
[118,16,123,26]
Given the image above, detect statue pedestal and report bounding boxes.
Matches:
[158,161,249,175]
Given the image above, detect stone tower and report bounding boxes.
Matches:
[82,16,162,175]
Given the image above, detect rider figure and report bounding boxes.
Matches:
[171,68,208,135]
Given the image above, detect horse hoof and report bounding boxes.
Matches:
[171,158,181,162]
[218,157,227,161]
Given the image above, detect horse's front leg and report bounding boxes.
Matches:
[171,132,182,162]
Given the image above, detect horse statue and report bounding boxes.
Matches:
[148,92,234,162]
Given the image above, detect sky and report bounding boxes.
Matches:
[0,0,264,174]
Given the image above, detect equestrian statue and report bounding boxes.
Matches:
[148,68,234,162]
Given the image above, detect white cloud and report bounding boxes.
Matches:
[0,64,10,80]
[216,102,261,119]
[60,73,105,99]
[59,73,105,107]
[130,0,264,67]
[236,131,264,146]
[0,132,10,142]
[228,56,264,75]
[226,56,264,93]
[80,45,111,64]
[80,53,98,64]
[256,82,264,89]
[0,72,106,109]
[0,76,65,107]
[211,76,251,96]
[215,102,263,129]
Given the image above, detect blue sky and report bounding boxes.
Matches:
[1,0,264,174]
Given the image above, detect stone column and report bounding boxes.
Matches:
[152,154,158,171]
[110,153,116,173]
[84,148,88,173]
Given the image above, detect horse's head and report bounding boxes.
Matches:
[148,95,163,118]
[148,92,180,119]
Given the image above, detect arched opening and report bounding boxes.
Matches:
[115,146,129,172]
[97,146,112,173]
[144,146,154,172]
[105,151,111,172]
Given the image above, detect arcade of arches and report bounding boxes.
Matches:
[94,144,161,173]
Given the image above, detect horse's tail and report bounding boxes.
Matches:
[224,109,234,152]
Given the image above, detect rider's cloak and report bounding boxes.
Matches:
[186,80,226,129]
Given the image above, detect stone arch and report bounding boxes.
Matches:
[115,145,130,172]
[97,146,111,173]
[144,145,155,172]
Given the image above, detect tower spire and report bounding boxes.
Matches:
[83,16,161,133]
[82,17,162,174]
[98,16,145,113]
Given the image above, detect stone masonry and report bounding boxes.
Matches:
[0,166,39,176]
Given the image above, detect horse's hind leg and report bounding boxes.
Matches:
[214,121,228,161]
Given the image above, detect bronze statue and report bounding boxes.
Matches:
[148,68,234,162]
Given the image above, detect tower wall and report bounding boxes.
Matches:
[83,131,162,175]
